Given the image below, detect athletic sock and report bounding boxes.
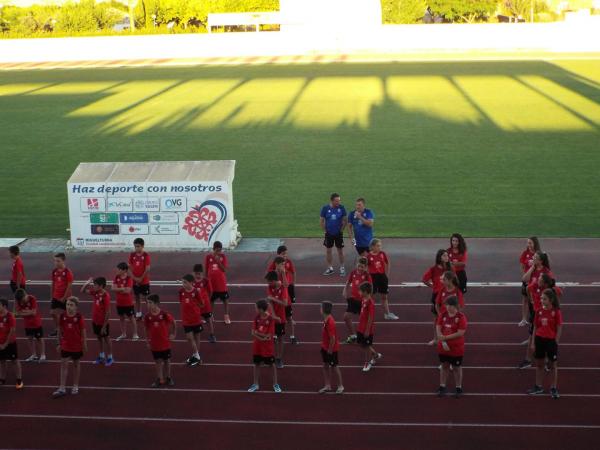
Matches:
[107,354,113,359]
[193,352,200,359]
[99,352,105,358]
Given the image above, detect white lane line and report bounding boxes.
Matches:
[1,413,598,429]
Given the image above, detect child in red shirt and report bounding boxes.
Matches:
[81,277,113,366]
[49,252,74,337]
[319,301,344,394]
[342,257,372,343]
[522,251,552,290]
[367,239,398,320]
[270,255,298,344]
[53,297,87,398]
[268,245,297,303]
[422,249,451,344]
[357,282,382,372]
[144,294,176,388]
[179,274,205,367]
[0,298,23,389]
[193,264,216,343]
[9,245,26,293]
[430,271,464,345]
[518,237,541,326]
[14,289,46,362]
[265,271,288,369]
[448,233,468,293]
[129,238,151,320]
[528,289,563,399]
[112,262,139,341]
[435,296,467,398]
[248,299,281,393]
[204,241,231,324]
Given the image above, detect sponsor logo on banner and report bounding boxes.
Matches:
[107,198,133,212]
[81,197,106,212]
[133,198,160,212]
[151,224,179,235]
[182,200,227,243]
[160,197,187,212]
[90,224,119,235]
[150,213,179,224]
[120,225,149,235]
[120,213,149,224]
[90,213,119,224]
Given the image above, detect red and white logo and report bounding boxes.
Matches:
[87,198,99,210]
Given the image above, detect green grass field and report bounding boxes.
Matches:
[1,56,600,238]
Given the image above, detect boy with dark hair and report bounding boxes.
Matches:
[81,277,113,366]
[436,296,467,398]
[319,301,344,394]
[342,257,372,343]
[9,245,26,293]
[248,299,281,393]
[272,255,298,344]
[112,262,139,341]
[49,253,74,338]
[193,264,216,343]
[267,245,297,303]
[14,289,45,362]
[0,298,23,390]
[129,238,151,319]
[357,282,382,372]
[265,271,287,369]
[144,294,176,388]
[205,241,231,324]
[179,274,204,366]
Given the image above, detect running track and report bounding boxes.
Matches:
[1,238,599,450]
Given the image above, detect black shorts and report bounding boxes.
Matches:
[356,332,373,347]
[117,306,135,317]
[275,323,286,337]
[456,270,467,294]
[534,336,558,362]
[133,284,150,297]
[346,298,361,315]
[521,281,528,297]
[287,284,296,303]
[253,355,275,365]
[285,305,293,319]
[25,327,44,339]
[183,324,203,335]
[371,273,389,294]
[430,292,438,316]
[439,354,463,367]
[321,348,339,367]
[51,299,66,311]
[0,342,18,361]
[92,323,110,338]
[201,312,213,320]
[211,291,230,302]
[152,349,172,361]
[61,350,83,360]
[10,281,25,293]
[324,232,344,249]
[355,245,370,255]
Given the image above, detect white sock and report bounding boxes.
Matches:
[107,354,113,359]
[193,352,200,359]
[99,352,105,358]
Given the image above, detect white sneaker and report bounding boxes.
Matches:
[518,319,529,327]
[25,355,38,362]
[135,312,143,319]
[132,334,140,341]
[362,362,372,372]
[339,266,346,276]
[38,355,46,362]
[323,268,334,276]
[520,339,530,345]
[384,312,399,320]
[116,334,127,341]
[369,353,383,365]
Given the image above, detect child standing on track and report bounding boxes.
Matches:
[265,271,288,369]
[0,298,23,390]
[448,233,468,293]
[112,262,139,341]
[272,255,298,344]
[357,282,382,372]
[523,251,552,290]
[528,289,563,399]
[144,294,176,388]
[267,245,297,304]
[179,274,204,366]
[319,301,344,394]
[49,253,74,338]
[14,289,45,362]
[342,257,372,343]
[129,238,151,320]
[248,299,281,393]
[193,264,216,343]
[518,237,541,327]
[423,249,451,344]
[367,239,398,320]
[435,296,467,398]
[81,277,113,366]
[53,297,87,398]
[9,245,26,293]
[205,241,231,324]
[430,271,464,345]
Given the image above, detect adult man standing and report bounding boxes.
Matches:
[348,198,374,256]
[320,193,347,276]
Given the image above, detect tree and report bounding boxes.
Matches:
[429,0,497,22]
[381,0,428,24]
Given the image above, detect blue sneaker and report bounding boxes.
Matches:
[273,384,282,393]
[93,356,105,365]
[247,384,259,393]
[105,357,114,367]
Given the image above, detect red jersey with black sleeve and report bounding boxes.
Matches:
[535,308,563,340]
[11,257,25,284]
[267,284,288,324]
[144,310,174,352]
[178,288,203,326]
[348,269,372,300]
[435,287,465,315]
[422,265,446,293]
[519,249,536,273]
[252,313,275,357]
[267,259,296,285]
[357,296,375,336]
[59,312,85,352]
[205,253,228,292]
[52,267,74,300]
[16,296,42,329]
[437,311,467,356]
[321,315,339,352]
[447,248,467,272]
[91,290,110,326]
[129,251,151,285]
[0,311,17,345]
[113,274,134,307]
[527,266,554,290]
[367,251,388,275]
[193,278,213,314]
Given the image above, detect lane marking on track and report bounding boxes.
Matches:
[2,413,599,429]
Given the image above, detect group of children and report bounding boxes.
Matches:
[1,234,564,399]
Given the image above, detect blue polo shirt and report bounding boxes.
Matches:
[320,204,347,235]
[348,209,374,247]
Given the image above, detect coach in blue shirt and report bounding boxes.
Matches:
[320,193,347,276]
[348,197,374,256]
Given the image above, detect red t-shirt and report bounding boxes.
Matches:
[0,311,17,345]
[422,265,446,293]
[193,278,213,314]
[267,259,296,286]
[437,311,467,356]
[16,295,42,329]
[347,269,372,300]
[357,296,375,336]
[205,253,228,292]
[52,267,74,300]
[11,257,25,284]
[267,284,288,324]
[252,313,275,357]
[91,290,110,326]
[129,252,151,285]
[519,249,536,273]
[535,308,563,340]
[144,310,174,352]
[113,274,134,307]
[527,266,554,290]
[528,285,563,312]
[435,286,465,315]
[367,251,388,275]
[59,313,85,352]
[448,248,467,272]
[179,288,203,326]
[321,315,339,352]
